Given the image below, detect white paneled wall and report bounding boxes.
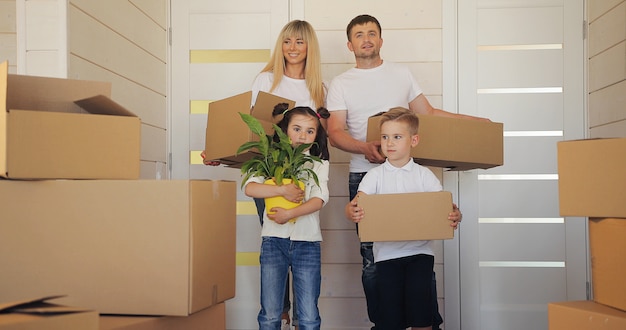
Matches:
[0,0,17,73]
[14,0,168,179]
[588,0,626,138]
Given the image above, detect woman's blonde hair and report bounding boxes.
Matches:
[261,20,325,108]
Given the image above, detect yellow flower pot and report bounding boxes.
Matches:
[264,178,305,223]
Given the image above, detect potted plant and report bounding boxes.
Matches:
[236,112,321,221]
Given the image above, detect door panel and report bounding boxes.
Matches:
[456,1,586,329]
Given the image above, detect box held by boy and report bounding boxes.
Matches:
[0,60,140,180]
[0,295,98,330]
[367,113,503,171]
[0,180,236,316]
[358,191,454,242]
[204,91,295,167]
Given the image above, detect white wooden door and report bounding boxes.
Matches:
[452,1,587,329]
[171,1,290,329]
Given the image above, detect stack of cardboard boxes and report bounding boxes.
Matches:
[549,138,626,329]
[0,61,236,330]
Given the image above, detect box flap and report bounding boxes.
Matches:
[74,95,138,117]
[6,73,111,115]
[0,295,66,313]
[252,91,295,123]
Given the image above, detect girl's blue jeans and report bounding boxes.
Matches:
[258,236,321,330]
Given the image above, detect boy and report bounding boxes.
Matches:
[345,107,461,330]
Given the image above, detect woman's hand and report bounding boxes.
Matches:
[200,150,221,166]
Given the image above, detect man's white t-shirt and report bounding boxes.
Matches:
[357,159,443,263]
[326,61,423,172]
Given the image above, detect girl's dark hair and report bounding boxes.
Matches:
[272,103,330,160]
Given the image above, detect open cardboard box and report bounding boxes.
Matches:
[367,112,503,171]
[358,191,454,242]
[204,90,295,167]
[0,61,141,179]
[557,138,626,218]
[0,180,236,316]
[0,295,98,330]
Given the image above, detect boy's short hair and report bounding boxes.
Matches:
[380,107,420,135]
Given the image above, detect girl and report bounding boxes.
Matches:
[202,20,326,329]
[244,104,330,330]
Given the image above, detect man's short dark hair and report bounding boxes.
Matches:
[346,14,382,41]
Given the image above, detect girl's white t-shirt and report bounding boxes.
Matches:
[357,159,442,263]
[244,158,330,242]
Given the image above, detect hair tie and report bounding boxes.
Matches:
[316,113,321,119]
[283,108,290,115]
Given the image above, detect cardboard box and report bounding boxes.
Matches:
[589,218,626,312]
[548,300,626,330]
[0,61,141,179]
[99,302,226,330]
[358,191,454,242]
[557,138,626,218]
[0,295,98,330]
[367,113,503,171]
[0,180,236,316]
[204,91,295,167]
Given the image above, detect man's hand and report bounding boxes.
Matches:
[363,141,385,164]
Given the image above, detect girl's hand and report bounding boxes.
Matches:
[449,203,462,229]
[280,183,304,203]
[267,207,292,224]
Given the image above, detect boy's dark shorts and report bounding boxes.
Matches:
[376,253,434,329]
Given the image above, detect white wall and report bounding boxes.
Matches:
[588,0,626,138]
[0,0,17,73]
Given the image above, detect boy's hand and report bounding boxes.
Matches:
[449,203,462,229]
[345,197,364,223]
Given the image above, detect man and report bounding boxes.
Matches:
[326,14,488,330]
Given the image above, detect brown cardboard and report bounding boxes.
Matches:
[548,300,626,330]
[367,113,503,171]
[99,303,226,330]
[589,218,626,312]
[0,60,141,179]
[204,91,295,167]
[0,295,98,330]
[557,138,626,218]
[358,191,454,242]
[0,180,236,316]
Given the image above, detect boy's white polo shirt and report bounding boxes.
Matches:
[357,159,443,263]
